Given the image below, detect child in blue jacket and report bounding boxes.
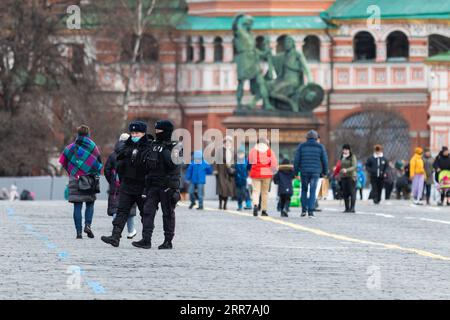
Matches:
[185,150,213,210]
[356,162,366,200]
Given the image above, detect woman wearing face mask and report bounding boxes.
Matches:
[339,144,358,213]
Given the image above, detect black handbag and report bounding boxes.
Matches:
[78,175,100,194]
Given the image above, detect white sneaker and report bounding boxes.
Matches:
[127,229,137,239]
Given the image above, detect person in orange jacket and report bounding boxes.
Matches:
[410,147,426,205]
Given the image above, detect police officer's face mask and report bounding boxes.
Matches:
[156,130,172,142]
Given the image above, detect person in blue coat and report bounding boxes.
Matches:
[293,130,328,218]
[356,162,366,200]
[184,150,213,210]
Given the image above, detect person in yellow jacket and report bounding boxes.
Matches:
[410,147,426,205]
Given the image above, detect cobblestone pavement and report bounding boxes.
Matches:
[2,199,450,299]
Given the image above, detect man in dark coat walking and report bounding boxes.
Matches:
[293,130,328,218]
[365,144,388,204]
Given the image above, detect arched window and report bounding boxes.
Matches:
[387,31,409,61]
[256,35,265,51]
[198,36,205,62]
[213,37,223,62]
[186,36,194,62]
[334,109,410,162]
[429,34,450,57]
[303,35,321,62]
[276,35,287,54]
[121,34,159,63]
[354,31,376,61]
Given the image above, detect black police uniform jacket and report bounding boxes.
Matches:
[116,134,153,195]
[144,140,182,189]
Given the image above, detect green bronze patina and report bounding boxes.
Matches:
[232,14,275,110]
[232,14,325,113]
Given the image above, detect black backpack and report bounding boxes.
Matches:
[20,190,33,201]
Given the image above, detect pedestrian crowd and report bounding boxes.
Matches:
[58,123,450,245]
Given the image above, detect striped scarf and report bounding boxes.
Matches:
[59,135,102,177]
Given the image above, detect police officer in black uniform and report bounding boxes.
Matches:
[132,120,182,250]
[101,120,153,247]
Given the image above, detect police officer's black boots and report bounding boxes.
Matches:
[158,240,173,250]
[101,235,119,247]
[132,238,151,249]
[101,227,121,247]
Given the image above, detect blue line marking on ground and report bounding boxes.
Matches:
[86,280,106,294]
[58,252,69,259]
[6,207,107,295]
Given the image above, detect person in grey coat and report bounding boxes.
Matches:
[423,148,434,205]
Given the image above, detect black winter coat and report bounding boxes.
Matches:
[104,141,137,216]
[116,134,153,195]
[434,154,450,171]
[144,140,182,189]
[365,155,388,178]
[273,164,295,196]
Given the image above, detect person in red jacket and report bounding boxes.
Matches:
[248,138,278,216]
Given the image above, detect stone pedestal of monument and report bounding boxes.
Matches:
[222,110,322,143]
[222,110,324,158]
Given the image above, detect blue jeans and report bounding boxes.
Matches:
[189,183,204,207]
[73,202,94,234]
[301,173,320,214]
[113,214,135,234]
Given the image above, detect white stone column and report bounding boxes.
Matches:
[269,34,278,54]
[191,36,200,62]
[376,40,386,62]
[320,38,331,63]
[292,35,305,53]
[222,35,234,63]
[179,36,188,62]
[203,36,215,63]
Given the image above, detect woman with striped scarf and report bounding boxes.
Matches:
[59,125,102,239]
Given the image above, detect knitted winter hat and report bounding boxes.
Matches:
[306,130,319,140]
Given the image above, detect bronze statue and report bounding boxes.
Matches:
[232,14,324,113]
[232,14,275,110]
